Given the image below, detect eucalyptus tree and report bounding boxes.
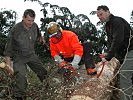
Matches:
[89,10,108,56]
[24,0,98,42]
[0,9,17,56]
[0,9,17,35]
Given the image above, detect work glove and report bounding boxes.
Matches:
[54,55,63,64]
[71,55,81,69]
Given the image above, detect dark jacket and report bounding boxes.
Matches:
[105,14,133,63]
[4,22,39,59]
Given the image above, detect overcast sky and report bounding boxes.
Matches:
[1,0,133,26]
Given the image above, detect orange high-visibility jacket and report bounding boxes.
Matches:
[50,30,83,58]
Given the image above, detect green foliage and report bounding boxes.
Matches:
[0,9,17,35]
[35,39,51,63]
[0,9,17,57]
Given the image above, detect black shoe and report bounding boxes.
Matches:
[87,67,97,75]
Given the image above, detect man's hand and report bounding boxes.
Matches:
[101,58,107,62]
[4,56,14,76]
[99,53,107,62]
[5,64,14,76]
[39,36,46,45]
[0,62,14,77]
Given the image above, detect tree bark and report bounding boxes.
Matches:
[69,57,120,100]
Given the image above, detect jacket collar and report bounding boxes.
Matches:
[107,14,114,23]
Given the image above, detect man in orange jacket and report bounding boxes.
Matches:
[47,22,96,76]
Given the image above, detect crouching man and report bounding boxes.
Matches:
[47,22,96,78]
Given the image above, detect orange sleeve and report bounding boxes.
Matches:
[69,33,83,57]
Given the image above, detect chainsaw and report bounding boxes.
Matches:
[57,61,76,79]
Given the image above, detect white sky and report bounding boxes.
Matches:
[1,0,133,27]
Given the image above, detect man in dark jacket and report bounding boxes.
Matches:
[97,5,133,100]
[4,9,47,100]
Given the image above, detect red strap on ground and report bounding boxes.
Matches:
[97,61,106,78]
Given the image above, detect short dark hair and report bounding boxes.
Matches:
[97,5,109,11]
[23,9,36,18]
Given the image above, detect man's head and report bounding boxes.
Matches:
[22,9,36,28]
[97,5,110,23]
[47,22,62,39]
[47,22,63,44]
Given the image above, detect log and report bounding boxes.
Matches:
[0,57,14,76]
[69,57,120,100]
[0,57,6,68]
[0,62,6,68]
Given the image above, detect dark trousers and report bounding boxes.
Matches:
[81,41,95,69]
[12,54,47,97]
[63,41,95,69]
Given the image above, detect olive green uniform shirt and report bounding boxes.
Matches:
[4,21,39,62]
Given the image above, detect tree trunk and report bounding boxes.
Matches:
[69,57,120,100]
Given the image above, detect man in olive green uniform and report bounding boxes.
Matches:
[4,9,47,100]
